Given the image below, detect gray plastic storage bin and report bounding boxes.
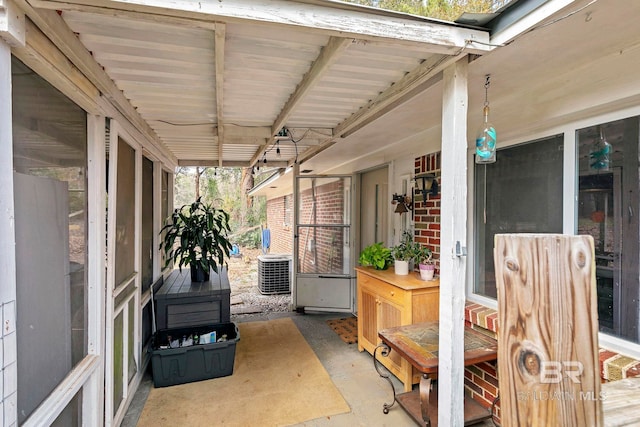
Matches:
[149,322,239,387]
[154,268,231,330]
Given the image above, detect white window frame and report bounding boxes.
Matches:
[466,104,640,360]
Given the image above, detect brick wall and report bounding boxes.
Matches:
[298,179,345,274]
[414,152,441,273]
[414,150,640,423]
[265,179,346,274]
[464,301,640,423]
[266,195,293,254]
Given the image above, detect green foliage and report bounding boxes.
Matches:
[415,243,433,265]
[173,167,266,249]
[359,242,393,270]
[390,230,421,262]
[235,229,261,249]
[342,0,493,21]
[160,197,233,274]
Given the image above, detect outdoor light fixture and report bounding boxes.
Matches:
[275,127,290,141]
[414,173,439,202]
[590,125,611,171]
[475,74,497,164]
[391,193,412,214]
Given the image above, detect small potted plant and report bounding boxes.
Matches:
[416,245,435,281]
[160,197,233,282]
[391,231,419,275]
[359,242,393,270]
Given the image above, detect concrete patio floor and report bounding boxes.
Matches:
[122,311,495,426]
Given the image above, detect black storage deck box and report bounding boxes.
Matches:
[155,268,231,330]
[150,322,239,387]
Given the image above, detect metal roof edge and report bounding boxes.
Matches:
[248,168,289,197]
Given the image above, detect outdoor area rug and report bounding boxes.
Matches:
[326,316,358,344]
[137,318,350,426]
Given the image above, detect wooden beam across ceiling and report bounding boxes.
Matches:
[32,0,491,54]
[178,159,289,168]
[249,36,351,168]
[295,51,469,166]
[12,18,100,114]
[15,0,178,166]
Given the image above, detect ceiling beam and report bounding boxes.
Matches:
[250,36,350,168]
[178,159,288,168]
[296,52,468,165]
[15,1,178,166]
[32,0,217,29]
[12,18,100,114]
[214,23,225,167]
[271,36,350,139]
[32,0,491,54]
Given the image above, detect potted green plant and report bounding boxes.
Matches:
[359,242,393,270]
[416,244,435,281]
[160,197,233,282]
[391,231,419,275]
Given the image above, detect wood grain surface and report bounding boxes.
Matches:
[495,234,602,427]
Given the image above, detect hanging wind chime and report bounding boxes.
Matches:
[475,75,497,164]
[589,125,611,171]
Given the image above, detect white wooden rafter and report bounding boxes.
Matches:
[249,35,351,168]
[13,0,178,166]
[31,0,491,54]
[296,50,468,166]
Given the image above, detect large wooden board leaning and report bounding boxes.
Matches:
[495,234,603,426]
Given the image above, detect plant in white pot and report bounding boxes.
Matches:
[160,197,232,282]
[416,245,435,281]
[391,231,419,275]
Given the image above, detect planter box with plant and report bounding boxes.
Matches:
[359,242,393,270]
[391,230,421,275]
[160,197,233,282]
[416,245,435,281]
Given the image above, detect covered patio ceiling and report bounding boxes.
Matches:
[14,0,640,181]
[18,0,493,169]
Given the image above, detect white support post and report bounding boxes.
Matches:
[84,114,106,427]
[438,57,469,426]
[0,36,18,427]
[291,162,300,310]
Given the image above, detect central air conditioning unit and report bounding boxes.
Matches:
[257,254,292,295]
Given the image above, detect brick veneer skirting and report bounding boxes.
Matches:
[463,301,640,422]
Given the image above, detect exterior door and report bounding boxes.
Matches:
[106,132,140,426]
[359,166,389,250]
[578,169,622,334]
[294,176,353,312]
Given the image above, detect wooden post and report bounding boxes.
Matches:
[495,234,603,427]
[0,37,18,427]
[438,57,468,426]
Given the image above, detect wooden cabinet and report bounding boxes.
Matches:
[356,266,439,391]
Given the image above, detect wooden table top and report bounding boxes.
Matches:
[355,266,440,290]
[378,322,498,374]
